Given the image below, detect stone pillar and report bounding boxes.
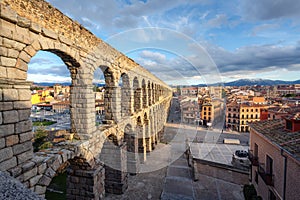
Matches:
[67,159,105,200]
[0,79,33,173]
[104,86,121,123]
[70,84,95,138]
[142,86,148,108]
[100,142,128,194]
[137,125,146,163]
[124,132,139,175]
[121,87,132,117]
[144,120,152,152]
[134,88,142,112]
[150,119,156,150]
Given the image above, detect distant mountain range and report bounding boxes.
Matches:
[182,79,300,88]
[222,79,300,87]
[34,79,300,88]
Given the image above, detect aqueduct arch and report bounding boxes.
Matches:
[0,0,173,199]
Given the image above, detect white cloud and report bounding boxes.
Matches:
[207,14,228,28]
[28,74,71,83]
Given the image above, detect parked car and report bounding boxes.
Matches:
[232,150,250,168]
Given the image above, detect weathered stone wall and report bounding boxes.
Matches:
[192,158,249,185]
[0,79,32,169]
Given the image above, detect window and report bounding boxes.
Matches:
[208,112,211,116]
[266,155,273,175]
[255,171,258,184]
[228,108,231,111]
[242,115,244,119]
[242,109,244,112]
[254,143,258,157]
[286,120,293,130]
[256,109,258,112]
[251,109,253,112]
[228,119,231,123]
[233,108,236,111]
[204,107,206,111]
[208,107,211,111]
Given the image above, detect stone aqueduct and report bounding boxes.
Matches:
[0,0,173,199]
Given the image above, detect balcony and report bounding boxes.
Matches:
[248,150,259,166]
[258,164,274,186]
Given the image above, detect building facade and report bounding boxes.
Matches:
[249,116,300,200]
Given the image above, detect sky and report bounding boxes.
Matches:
[28,0,300,85]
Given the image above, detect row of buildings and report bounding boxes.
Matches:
[31,84,105,114]
[179,86,224,126]
[225,85,300,132]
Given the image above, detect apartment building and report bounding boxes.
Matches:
[181,98,199,124]
[226,101,240,131]
[249,115,300,200]
[239,104,266,132]
[201,102,213,123]
[226,99,267,132]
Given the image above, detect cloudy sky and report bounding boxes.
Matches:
[28,0,300,85]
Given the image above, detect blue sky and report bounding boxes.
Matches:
[28,0,300,85]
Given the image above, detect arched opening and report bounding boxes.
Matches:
[119,73,131,117]
[148,81,152,106]
[28,50,74,152]
[45,160,70,199]
[133,77,141,112]
[142,79,147,108]
[93,68,105,126]
[27,50,79,198]
[124,124,139,175]
[100,134,128,194]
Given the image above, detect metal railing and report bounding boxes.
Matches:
[248,150,259,166]
[258,163,274,186]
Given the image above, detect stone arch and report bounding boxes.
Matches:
[133,77,141,112]
[120,73,132,117]
[31,150,75,196]
[31,149,104,199]
[97,66,121,123]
